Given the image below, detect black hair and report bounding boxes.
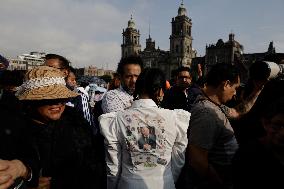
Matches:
[80,81,89,88]
[176,66,191,75]
[133,68,166,100]
[116,56,143,76]
[112,72,119,78]
[45,54,70,69]
[206,63,240,87]
[68,66,76,74]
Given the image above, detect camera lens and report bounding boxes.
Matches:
[250,61,282,80]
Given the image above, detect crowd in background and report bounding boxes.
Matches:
[0,54,283,189]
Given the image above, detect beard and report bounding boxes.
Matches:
[122,85,135,95]
[66,83,75,91]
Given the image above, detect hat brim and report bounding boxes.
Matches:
[16,84,79,100]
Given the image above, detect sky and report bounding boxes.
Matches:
[0,0,283,70]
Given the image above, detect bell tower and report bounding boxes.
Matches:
[170,1,196,67]
[121,15,141,58]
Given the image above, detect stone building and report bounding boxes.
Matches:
[205,33,244,73]
[203,37,284,83]
[121,15,141,58]
[7,52,45,71]
[120,1,196,79]
[243,41,284,65]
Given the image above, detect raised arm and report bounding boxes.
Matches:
[225,80,266,119]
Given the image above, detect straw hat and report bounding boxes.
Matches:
[16,66,78,100]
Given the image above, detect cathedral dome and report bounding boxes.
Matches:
[225,33,243,50]
[127,15,135,29]
[178,1,187,16]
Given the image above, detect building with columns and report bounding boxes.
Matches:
[205,33,244,74]
[7,52,45,70]
[170,1,196,67]
[120,1,197,79]
[121,15,141,58]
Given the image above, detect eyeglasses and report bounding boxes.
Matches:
[177,76,191,80]
[270,123,284,130]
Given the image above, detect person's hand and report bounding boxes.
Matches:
[0,175,14,189]
[0,160,28,180]
[0,160,14,189]
[252,79,268,92]
[143,144,151,151]
[37,177,51,189]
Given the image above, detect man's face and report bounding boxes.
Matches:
[45,59,68,77]
[121,64,141,95]
[66,72,77,90]
[176,71,192,89]
[37,102,65,122]
[222,76,240,103]
[141,127,150,137]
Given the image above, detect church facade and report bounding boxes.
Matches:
[121,1,197,79]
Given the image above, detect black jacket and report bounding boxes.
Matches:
[29,106,105,189]
[0,92,39,188]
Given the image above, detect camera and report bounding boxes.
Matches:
[249,61,284,80]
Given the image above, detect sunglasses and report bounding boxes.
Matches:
[30,98,69,106]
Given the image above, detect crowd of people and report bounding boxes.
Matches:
[0,53,283,189]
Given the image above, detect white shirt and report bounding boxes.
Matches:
[76,87,89,99]
[101,86,133,113]
[99,99,190,189]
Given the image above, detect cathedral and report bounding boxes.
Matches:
[121,1,197,79]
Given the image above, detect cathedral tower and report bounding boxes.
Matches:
[121,15,141,58]
[170,1,196,67]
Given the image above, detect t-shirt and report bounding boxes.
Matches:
[189,96,239,166]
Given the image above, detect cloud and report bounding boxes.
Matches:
[1,0,283,70]
[0,0,128,70]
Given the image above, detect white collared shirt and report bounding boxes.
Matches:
[99,99,191,189]
[101,86,133,113]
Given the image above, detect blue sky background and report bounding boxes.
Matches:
[0,0,283,70]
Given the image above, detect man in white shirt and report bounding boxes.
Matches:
[101,56,143,113]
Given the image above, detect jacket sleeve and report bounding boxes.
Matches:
[171,109,191,181]
[99,112,121,189]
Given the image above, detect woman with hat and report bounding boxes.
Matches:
[16,66,101,189]
[99,68,190,189]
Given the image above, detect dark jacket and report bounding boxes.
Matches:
[162,86,190,111]
[162,84,203,112]
[29,106,105,189]
[0,92,39,188]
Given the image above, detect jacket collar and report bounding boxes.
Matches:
[131,99,158,108]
